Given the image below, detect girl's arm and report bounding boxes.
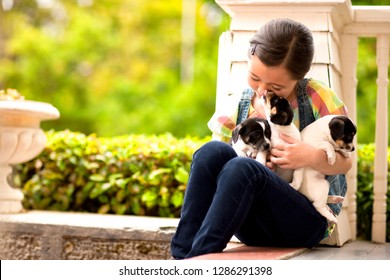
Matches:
[269,133,352,175]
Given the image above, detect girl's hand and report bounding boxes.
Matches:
[269,133,318,170]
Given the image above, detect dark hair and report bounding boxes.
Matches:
[249,18,314,80]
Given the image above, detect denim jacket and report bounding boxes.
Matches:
[236,78,347,215]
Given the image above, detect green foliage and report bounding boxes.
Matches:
[0,0,230,138]
[14,130,209,217]
[352,0,389,4]
[356,37,390,145]
[13,132,390,240]
[0,0,388,144]
[356,144,390,241]
[354,0,390,145]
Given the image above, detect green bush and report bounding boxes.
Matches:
[13,132,389,240]
[14,130,209,217]
[356,144,390,241]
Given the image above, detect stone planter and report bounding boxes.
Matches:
[0,100,60,213]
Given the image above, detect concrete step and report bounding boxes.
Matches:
[0,210,178,260]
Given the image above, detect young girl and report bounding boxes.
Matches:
[171,18,351,260]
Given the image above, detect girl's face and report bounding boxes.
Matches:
[247,55,298,100]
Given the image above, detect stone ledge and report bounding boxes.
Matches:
[0,210,310,260]
[0,210,179,260]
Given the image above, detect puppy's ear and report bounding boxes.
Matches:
[263,120,272,140]
[329,116,345,140]
[270,112,288,125]
[232,123,243,143]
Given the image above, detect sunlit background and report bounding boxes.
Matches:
[0,0,388,144]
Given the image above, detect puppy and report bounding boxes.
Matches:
[292,115,357,224]
[261,92,301,183]
[230,117,272,164]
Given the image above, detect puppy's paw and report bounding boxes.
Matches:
[339,150,351,158]
[328,217,338,226]
[322,211,338,225]
[320,206,338,225]
[327,152,336,165]
[234,149,247,157]
[289,182,300,190]
[255,152,267,165]
[290,168,303,190]
[319,142,336,165]
[246,151,255,158]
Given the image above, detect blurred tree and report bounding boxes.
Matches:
[0,0,387,144]
[0,0,230,137]
[351,0,390,145]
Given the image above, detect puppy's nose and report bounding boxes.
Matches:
[264,143,270,150]
[346,144,355,152]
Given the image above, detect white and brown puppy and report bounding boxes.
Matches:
[230,117,272,165]
[261,92,301,184]
[291,115,357,224]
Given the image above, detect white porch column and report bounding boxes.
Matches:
[340,34,359,241]
[372,35,389,243]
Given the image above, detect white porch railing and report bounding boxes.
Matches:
[214,0,390,243]
[343,5,390,244]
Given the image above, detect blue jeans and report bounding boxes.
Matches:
[170,141,327,259]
